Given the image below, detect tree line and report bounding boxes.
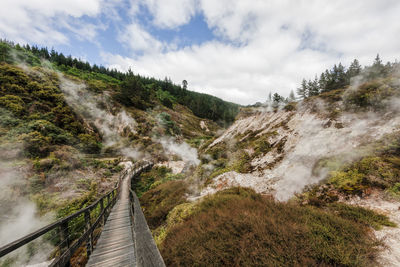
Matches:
[296,55,398,99]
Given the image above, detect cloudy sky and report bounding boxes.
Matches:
[1,0,399,104]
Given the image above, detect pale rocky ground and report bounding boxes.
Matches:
[345,191,400,266]
[203,106,400,200]
[156,161,186,174]
[200,120,210,132]
[26,260,53,267]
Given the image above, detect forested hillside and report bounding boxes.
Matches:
[0,40,239,125]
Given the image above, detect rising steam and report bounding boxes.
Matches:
[201,68,400,201]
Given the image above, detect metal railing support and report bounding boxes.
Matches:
[84,210,92,256]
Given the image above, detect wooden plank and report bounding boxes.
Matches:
[86,170,136,267]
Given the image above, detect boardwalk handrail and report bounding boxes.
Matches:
[0,161,148,266]
[128,162,166,267]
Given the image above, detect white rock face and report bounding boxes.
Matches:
[201,105,400,201]
[156,161,186,174]
[200,121,210,132]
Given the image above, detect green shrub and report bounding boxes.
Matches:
[328,156,400,194]
[20,131,51,157]
[0,95,25,115]
[7,84,26,94]
[283,101,297,111]
[329,169,365,193]
[388,182,400,197]
[254,136,272,157]
[159,112,181,135]
[87,80,108,93]
[233,152,252,173]
[78,134,101,153]
[0,64,29,86]
[156,89,175,108]
[344,80,397,111]
[0,108,20,127]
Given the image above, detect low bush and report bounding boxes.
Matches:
[156,89,175,109]
[140,180,188,229]
[329,156,400,194]
[159,112,181,135]
[327,202,396,230]
[344,80,398,111]
[160,187,384,267]
[78,134,101,154]
[133,166,185,197]
[0,95,25,115]
[20,131,51,157]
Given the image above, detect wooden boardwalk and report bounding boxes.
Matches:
[86,171,135,267]
[0,162,164,267]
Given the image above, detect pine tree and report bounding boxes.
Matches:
[336,63,347,88]
[308,75,319,96]
[368,54,385,79]
[272,93,283,108]
[319,72,327,92]
[182,80,188,90]
[296,79,308,99]
[289,90,296,101]
[373,54,382,67]
[323,69,333,92]
[347,59,361,79]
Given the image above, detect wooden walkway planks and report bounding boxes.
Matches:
[86,171,135,267]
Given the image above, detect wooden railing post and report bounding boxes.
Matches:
[84,210,92,256]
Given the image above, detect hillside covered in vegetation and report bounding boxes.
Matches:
[0,40,233,266]
[0,40,239,125]
[2,38,400,267]
[135,57,400,266]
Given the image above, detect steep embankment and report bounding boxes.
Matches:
[201,102,400,200]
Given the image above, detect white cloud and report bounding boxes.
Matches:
[1,0,400,105]
[109,0,400,105]
[141,0,197,29]
[119,22,164,54]
[0,0,103,45]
